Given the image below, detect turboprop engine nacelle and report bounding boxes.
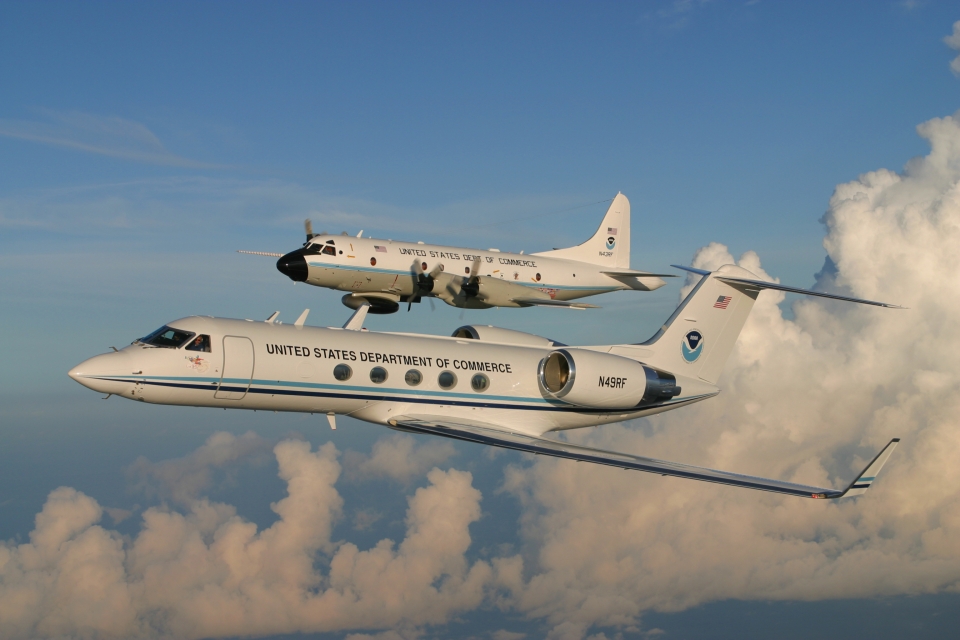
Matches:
[538,349,681,409]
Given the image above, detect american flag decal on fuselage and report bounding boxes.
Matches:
[714,295,732,309]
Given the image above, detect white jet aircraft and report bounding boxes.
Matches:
[69,264,902,499]
[248,193,672,313]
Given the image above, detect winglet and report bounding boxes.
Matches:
[833,438,900,498]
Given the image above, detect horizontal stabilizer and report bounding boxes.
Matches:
[671,265,904,308]
[389,415,899,499]
[512,298,599,309]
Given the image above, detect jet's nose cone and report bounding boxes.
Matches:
[69,352,132,392]
[277,250,308,282]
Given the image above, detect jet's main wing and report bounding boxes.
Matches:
[388,415,899,500]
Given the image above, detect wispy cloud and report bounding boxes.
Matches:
[946,21,960,76]
[0,175,609,254]
[0,108,227,168]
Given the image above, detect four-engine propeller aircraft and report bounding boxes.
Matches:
[244,193,674,314]
[70,264,902,499]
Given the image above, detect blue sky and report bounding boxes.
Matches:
[3,2,960,639]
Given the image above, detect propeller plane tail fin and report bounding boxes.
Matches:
[532,193,630,269]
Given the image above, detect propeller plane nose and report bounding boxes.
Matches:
[277,250,308,282]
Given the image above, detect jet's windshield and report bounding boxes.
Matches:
[138,325,196,348]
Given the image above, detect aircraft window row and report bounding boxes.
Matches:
[139,326,196,348]
[329,364,489,392]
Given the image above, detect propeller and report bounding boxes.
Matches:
[460,257,483,298]
[407,261,445,311]
[305,219,318,241]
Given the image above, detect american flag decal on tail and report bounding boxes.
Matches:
[714,295,732,309]
[607,227,617,235]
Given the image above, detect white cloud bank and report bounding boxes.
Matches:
[0,437,492,639]
[5,109,960,637]
[495,110,960,637]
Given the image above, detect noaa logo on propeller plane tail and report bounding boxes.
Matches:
[681,330,704,363]
[606,236,616,250]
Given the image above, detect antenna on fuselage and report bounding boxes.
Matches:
[294,309,310,327]
[265,311,279,324]
[343,303,369,331]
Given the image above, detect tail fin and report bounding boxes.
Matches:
[637,264,901,384]
[532,193,630,269]
[639,265,760,384]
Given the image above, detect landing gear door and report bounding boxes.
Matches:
[215,336,255,400]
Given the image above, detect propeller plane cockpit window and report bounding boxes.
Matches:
[137,326,196,348]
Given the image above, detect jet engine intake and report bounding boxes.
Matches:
[538,349,680,409]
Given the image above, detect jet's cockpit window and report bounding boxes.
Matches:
[303,243,322,255]
[321,245,336,256]
[185,334,212,352]
[139,326,196,348]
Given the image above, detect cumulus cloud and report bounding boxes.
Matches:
[343,433,458,484]
[946,21,960,76]
[127,430,272,505]
[495,111,960,636]
[0,439,494,639]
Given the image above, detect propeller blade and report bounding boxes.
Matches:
[461,257,483,297]
[469,257,481,283]
[305,219,315,241]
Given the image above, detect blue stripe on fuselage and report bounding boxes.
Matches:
[88,374,703,415]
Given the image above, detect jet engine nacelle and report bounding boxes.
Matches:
[538,348,681,409]
[452,325,564,348]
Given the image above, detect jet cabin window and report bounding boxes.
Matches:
[139,326,195,348]
[186,334,211,352]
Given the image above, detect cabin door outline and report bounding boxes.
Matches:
[215,336,255,399]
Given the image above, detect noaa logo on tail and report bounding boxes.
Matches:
[681,330,704,363]
[606,236,616,249]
